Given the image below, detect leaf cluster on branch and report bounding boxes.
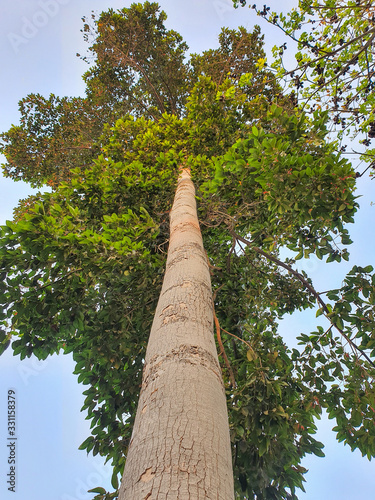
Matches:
[233,0,375,170]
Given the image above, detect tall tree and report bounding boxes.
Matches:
[1,3,375,499]
[118,167,234,499]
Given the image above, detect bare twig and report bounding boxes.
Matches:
[214,312,236,387]
[212,283,236,387]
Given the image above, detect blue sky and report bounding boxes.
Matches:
[0,1,374,499]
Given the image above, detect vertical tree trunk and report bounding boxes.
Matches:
[118,168,234,500]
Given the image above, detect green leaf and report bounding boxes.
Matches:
[247,349,257,362]
[316,308,323,318]
[0,339,11,355]
[88,487,107,494]
[0,329,7,342]
[111,470,119,490]
[237,425,245,438]
[78,436,94,451]
[258,439,269,457]
[314,448,325,458]
[335,317,344,330]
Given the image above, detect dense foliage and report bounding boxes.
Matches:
[0,94,103,188]
[1,3,375,499]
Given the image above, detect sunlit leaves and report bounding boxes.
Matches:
[203,103,357,260]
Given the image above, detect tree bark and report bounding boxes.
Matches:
[118,168,234,499]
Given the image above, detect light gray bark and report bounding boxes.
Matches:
[118,168,234,499]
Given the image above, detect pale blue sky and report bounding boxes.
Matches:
[0,1,374,499]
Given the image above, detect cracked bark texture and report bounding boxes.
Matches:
[118,168,234,500]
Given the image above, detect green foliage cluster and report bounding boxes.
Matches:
[1,3,375,499]
[233,0,375,167]
[81,2,189,119]
[0,3,279,194]
[0,94,103,188]
[203,105,356,250]
[0,127,177,481]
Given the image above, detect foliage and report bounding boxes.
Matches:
[81,1,190,119]
[201,104,356,252]
[0,94,103,188]
[189,25,279,102]
[233,0,375,168]
[0,1,190,189]
[1,3,375,499]
[0,3,276,191]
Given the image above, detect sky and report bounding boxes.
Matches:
[0,1,374,499]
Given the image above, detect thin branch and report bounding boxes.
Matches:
[62,146,94,150]
[214,312,236,387]
[301,32,375,112]
[262,7,375,59]
[218,32,247,86]
[212,283,236,387]
[354,162,374,178]
[245,19,375,99]
[226,236,236,273]
[309,1,373,10]
[220,325,252,349]
[231,231,375,369]
[99,27,165,118]
[236,240,269,279]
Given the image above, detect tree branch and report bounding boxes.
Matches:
[231,231,375,369]
[212,283,236,387]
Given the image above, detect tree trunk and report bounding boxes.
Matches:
[118,168,234,499]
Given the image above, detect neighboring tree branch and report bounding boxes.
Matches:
[231,230,375,369]
[300,32,375,111]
